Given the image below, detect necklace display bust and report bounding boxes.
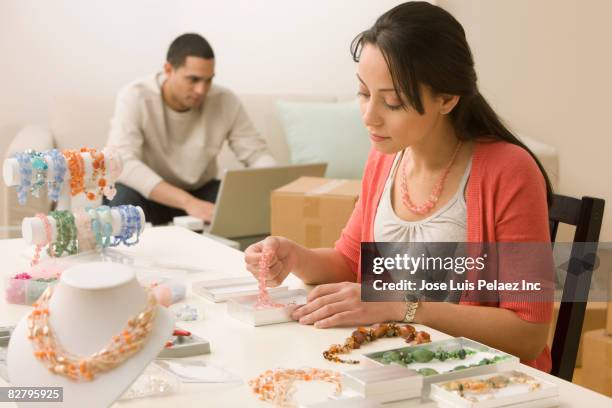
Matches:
[8,262,174,408]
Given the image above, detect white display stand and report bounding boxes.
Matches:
[7,262,174,408]
[21,207,146,246]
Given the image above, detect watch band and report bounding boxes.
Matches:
[402,293,419,323]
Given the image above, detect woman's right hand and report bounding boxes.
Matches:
[244,236,299,287]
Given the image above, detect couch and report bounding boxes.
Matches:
[1,91,560,231]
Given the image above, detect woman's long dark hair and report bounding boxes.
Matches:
[351,1,553,204]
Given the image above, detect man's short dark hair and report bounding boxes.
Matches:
[166,33,214,67]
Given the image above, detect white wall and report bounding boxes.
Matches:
[439,0,612,241]
[175,0,410,95]
[0,0,406,130]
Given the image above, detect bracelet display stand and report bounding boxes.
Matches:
[2,149,122,189]
[3,148,122,211]
[21,207,145,246]
[7,262,174,408]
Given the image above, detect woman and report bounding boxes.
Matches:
[245,1,554,372]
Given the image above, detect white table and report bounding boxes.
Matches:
[0,226,610,407]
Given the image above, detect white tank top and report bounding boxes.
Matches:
[374,152,472,243]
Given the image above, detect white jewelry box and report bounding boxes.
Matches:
[300,396,383,408]
[342,364,422,403]
[363,337,520,398]
[226,289,307,326]
[193,276,288,302]
[430,370,559,408]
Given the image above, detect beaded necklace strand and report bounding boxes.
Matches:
[249,368,342,407]
[323,322,432,364]
[28,286,157,382]
[400,140,463,215]
[255,248,285,309]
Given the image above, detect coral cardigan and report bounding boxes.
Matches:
[334,140,553,372]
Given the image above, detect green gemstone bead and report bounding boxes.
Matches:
[417,367,439,376]
[412,348,435,363]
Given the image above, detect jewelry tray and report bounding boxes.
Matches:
[226,289,307,326]
[430,369,559,408]
[341,364,423,403]
[192,276,288,302]
[363,337,519,397]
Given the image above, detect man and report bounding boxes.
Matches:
[106,33,276,225]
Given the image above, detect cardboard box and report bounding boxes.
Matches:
[580,329,612,397]
[271,177,360,248]
[608,301,612,335]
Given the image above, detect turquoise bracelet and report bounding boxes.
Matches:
[95,206,113,248]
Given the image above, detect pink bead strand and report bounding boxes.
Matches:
[74,208,96,252]
[31,213,54,266]
[255,248,285,309]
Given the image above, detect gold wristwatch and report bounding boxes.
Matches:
[402,293,419,323]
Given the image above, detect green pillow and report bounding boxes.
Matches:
[276,99,370,179]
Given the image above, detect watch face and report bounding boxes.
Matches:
[404,293,419,303]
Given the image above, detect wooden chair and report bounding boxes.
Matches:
[549,194,605,381]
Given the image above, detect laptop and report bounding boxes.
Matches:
[205,163,327,238]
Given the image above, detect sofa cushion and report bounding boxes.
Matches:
[216,94,338,172]
[276,99,369,179]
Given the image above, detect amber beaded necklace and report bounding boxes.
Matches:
[323,323,431,364]
[27,286,157,381]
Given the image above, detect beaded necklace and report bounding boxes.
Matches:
[28,286,157,382]
[249,368,342,407]
[400,140,463,215]
[323,323,431,364]
[255,248,285,309]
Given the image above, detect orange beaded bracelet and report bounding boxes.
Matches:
[62,149,85,197]
[63,148,110,200]
[80,147,107,200]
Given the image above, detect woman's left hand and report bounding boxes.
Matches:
[291,282,403,328]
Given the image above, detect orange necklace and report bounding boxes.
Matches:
[400,141,463,215]
[28,286,157,381]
